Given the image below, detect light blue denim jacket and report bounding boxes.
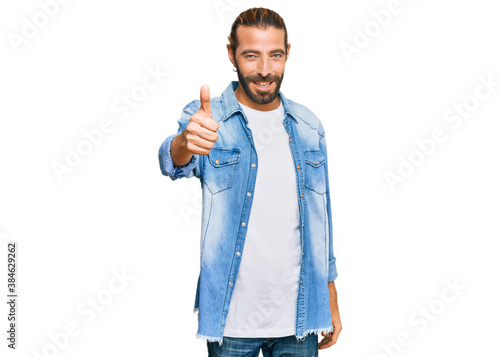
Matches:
[158,81,338,345]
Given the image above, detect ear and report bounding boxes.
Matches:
[285,43,291,61]
[227,44,236,67]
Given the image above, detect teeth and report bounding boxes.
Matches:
[256,82,271,87]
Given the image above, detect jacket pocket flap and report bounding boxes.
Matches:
[304,150,326,167]
[208,147,241,167]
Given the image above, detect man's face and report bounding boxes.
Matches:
[231,26,289,105]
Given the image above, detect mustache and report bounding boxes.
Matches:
[245,74,281,82]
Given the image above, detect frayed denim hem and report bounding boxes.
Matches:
[296,325,334,342]
[195,333,223,346]
[193,309,224,346]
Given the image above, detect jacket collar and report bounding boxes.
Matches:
[221,81,298,123]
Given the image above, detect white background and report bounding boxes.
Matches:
[1,0,499,356]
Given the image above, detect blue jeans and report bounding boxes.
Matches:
[207,334,318,356]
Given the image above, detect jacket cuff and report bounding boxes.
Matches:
[159,134,199,180]
[328,257,338,283]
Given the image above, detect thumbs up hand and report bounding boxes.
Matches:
[184,85,219,155]
[199,84,212,118]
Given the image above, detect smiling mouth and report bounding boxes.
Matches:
[253,81,273,90]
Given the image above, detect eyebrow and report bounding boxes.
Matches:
[241,49,285,56]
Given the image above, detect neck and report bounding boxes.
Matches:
[234,84,281,111]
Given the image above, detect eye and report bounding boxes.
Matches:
[272,54,282,58]
[245,55,256,59]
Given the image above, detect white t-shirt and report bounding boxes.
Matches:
[223,100,301,338]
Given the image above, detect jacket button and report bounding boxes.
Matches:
[314,160,318,165]
[251,163,256,167]
[241,222,246,227]
[300,194,303,198]
[302,223,304,227]
[289,138,293,142]
[247,192,252,196]
[229,282,233,286]
[297,165,300,169]
[236,251,241,256]
[300,280,303,284]
[215,160,220,164]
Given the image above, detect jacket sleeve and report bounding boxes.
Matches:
[319,129,338,283]
[158,100,203,181]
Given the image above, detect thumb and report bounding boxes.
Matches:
[200,85,212,117]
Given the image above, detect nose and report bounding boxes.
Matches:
[257,57,271,78]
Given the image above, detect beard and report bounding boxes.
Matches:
[234,59,285,105]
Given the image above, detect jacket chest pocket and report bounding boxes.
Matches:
[303,149,327,194]
[203,147,241,194]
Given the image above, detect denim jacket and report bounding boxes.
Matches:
[158,81,338,345]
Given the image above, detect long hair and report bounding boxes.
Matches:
[228,7,288,56]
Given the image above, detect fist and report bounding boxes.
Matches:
[184,85,219,155]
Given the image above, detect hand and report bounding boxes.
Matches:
[318,281,342,349]
[182,85,219,155]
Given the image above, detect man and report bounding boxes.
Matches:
[158,7,341,356]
